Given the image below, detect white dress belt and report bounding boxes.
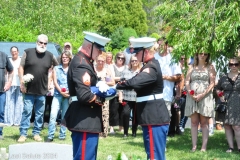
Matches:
[136,94,163,102]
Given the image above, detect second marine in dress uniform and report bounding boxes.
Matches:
[62,31,111,160]
[116,37,170,160]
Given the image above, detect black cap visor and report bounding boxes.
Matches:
[95,43,106,52]
[134,47,144,54]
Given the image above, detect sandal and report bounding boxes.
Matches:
[226,148,234,153]
[190,146,197,152]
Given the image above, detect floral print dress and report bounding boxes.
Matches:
[185,67,215,117]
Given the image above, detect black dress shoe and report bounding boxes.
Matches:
[176,129,183,135]
[46,138,53,142]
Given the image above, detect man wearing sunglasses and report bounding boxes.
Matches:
[116,37,170,160]
[62,31,111,160]
[17,34,58,143]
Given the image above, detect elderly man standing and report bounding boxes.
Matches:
[116,37,170,160]
[62,31,110,160]
[0,51,13,140]
[17,34,58,143]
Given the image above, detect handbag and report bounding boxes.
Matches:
[215,74,239,113]
[215,102,227,113]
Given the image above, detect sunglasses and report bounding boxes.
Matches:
[131,60,137,63]
[199,53,208,56]
[38,41,47,45]
[180,58,185,61]
[117,57,125,60]
[229,63,239,67]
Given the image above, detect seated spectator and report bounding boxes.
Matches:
[47,51,72,142]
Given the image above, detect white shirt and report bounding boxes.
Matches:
[154,53,182,101]
[10,57,21,86]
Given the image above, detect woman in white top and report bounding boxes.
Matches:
[4,46,23,126]
[95,55,115,138]
[105,52,115,78]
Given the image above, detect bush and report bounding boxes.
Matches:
[110,27,138,50]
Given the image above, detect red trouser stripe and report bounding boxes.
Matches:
[148,126,154,160]
[81,132,87,160]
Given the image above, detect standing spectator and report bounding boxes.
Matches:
[4,46,23,126]
[109,52,127,134]
[124,36,135,65]
[116,37,170,160]
[46,51,72,142]
[95,54,115,138]
[63,42,73,55]
[185,52,216,152]
[17,34,58,143]
[62,31,110,160]
[177,55,189,134]
[0,51,13,140]
[43,65,54,123]
[154,38,182,136]
[216,57,240,153]
[118,55,141,138]
[105,52,115,78]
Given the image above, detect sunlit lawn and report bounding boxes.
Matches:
[1,125,240,160]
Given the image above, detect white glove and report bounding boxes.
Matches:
[96,81,110,93]
[111,84,117,90]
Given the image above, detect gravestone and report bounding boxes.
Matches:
[9,142,72,160]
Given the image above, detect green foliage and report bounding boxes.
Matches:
[155,0,240,63]
[149,32,161,40]
[110,27,138,50]
[93,0,148,37]
[0,0,96,53]
[2,127,240,160]
[141,0,162,35]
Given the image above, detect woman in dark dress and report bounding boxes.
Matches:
[216,57,240,153]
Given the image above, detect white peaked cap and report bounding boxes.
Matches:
[130,37,156,48]
[83,31,111,47]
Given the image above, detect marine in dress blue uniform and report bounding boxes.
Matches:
[62,31,111,160]
[116,37,170,160]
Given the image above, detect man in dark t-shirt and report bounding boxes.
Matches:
[17,34,58,143]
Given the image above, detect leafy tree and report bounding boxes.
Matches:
[141,0,163,35]
[0,0,96,53]
[110,27,138,50]
[155,0,240,62]
[93,0,148,37]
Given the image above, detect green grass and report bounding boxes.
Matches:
[0,125,240,160]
